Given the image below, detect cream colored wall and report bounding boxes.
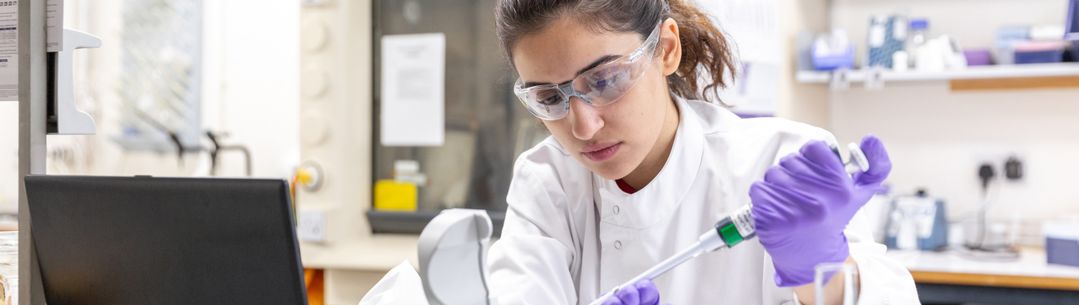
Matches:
[823,0,1079,244]
[776,0,832,126]
[298,1,420,303]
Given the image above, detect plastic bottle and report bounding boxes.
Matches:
[907,18,930,69]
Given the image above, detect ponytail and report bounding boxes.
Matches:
[665,0,737,103]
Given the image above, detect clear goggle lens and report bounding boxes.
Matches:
[513,23,661,121]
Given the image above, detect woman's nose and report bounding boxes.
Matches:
[569,97,603,140]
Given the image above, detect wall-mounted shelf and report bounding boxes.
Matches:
[796,63,1079,90]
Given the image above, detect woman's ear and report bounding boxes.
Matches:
[659,18,682,76]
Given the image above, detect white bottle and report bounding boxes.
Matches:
[907,18,930,70]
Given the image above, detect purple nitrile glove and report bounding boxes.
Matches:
[600,279,661,305]
[750,136,892,287]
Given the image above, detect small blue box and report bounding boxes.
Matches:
[1015,49,1064,64]
[1045,222,1079,267]
[812,46,855,71]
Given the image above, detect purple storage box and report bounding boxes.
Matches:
[1015,49,1063,64]
[1045,222,1079,267]
[1014,41,1066,64]
[964,49,993,66]
[812,45,856,71]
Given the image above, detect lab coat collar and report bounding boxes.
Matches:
[594,97,709,229]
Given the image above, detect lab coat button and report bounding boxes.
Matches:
[614,240,623,249]
[613,205,621,215]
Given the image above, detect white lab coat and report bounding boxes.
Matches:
[487,98,919,305]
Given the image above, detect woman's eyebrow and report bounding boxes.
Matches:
[523,55,620,87]
[575,55,620,76]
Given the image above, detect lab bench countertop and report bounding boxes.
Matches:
[299,234,420,271]
[886,248,1079,291]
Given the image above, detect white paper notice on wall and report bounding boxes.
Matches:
[380,33,445,147]
[0,0,17,101]
[46,0,62,52]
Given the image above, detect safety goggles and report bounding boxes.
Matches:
[513,22,662,121]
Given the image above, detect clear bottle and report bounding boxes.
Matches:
[907,18,930,68]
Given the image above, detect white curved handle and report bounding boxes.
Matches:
[53,29,101,135]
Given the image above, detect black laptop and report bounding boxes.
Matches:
[24,175,308,305]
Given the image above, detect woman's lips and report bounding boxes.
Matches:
[581,142,621,162]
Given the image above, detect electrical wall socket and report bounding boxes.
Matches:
[971,149,1027,181]
[297,209,327,243]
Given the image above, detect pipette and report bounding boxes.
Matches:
[587,143,869,305]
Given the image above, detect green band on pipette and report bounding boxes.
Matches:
[718,222,744,247]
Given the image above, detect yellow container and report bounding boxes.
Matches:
[374,180,418,212]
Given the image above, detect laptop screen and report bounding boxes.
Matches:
[25,175,308,305]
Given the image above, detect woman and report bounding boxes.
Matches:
[487,0,918,304]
